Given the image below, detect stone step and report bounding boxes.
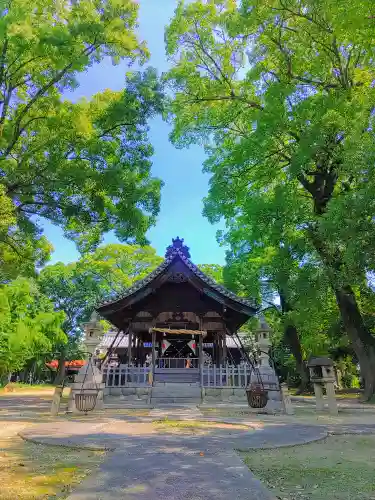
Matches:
[154,369,200,384]
[153,382,200,387]
[151,387,201,398]
[154,376,200,383]
[151,397,202,405]
[104,400,151,409]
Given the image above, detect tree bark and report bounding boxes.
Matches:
[54,349,66,386]
[309,228,375,399]
[284,323,310,392]
[334,286,375,400]
[279,292,310,392]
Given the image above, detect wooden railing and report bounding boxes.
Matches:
[202,364,251,388]
[102,363,277,389]
[201,364,278,388]
[103,365,151,387]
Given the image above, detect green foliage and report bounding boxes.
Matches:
[39,244,163,337]
[198,263,224,284]
[38,243,163,369]
[0,277,66,379]
[0,185,52,283]
[166,0,375,394]
[0,0,164,277]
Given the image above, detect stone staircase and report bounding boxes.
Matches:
[153,368,200,384]
[150,382,202,406]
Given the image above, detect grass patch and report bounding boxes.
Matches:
[0,383,55,394]
[200,408,259,418]
[240,434,375,500]
[153,418,249,435]
[0,432,105,499]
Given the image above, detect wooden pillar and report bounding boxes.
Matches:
[128,328,133,365]
[136,334,141,366]
[138,334,142,366]
[139,333,144,366]
[151,330,156,366]
[222,331,227,365]
[199,333,203,385]
[216,332,221,366]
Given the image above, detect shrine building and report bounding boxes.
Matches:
[86,237,281,408]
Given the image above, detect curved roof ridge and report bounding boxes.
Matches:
[97,247,258,310]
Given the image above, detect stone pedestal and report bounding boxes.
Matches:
[325,381,338,414]
[68,363,105,414]
[308,357,338,415]
[313,383,325,411]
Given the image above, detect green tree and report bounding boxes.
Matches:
[198,264,224,284]
[0,0,164,275]
[0,185,52,283]
[0,277,65,383]
[39,243,163,383]
[165,0,375,398]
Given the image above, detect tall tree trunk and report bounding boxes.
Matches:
[279,292,310,392]
[284,323,310,392]
[54,349,66,386]
[334,286,375,400]
[310,229,375,399]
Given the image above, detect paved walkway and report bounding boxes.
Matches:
[19,413,330,500]
[12,393,375,500]
[149,405,203,419]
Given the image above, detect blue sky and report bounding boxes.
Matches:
[42,1,226,266]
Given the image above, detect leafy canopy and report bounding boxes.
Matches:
[0,0,164,274]
[165,0,375,392]
[165,0,375,286]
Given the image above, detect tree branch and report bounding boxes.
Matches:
[99,122,135,138]
[4,42,99,157]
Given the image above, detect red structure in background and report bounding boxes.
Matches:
[46,360,86,377]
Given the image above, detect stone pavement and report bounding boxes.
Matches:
[149,405,203,419]
[67,444,273,500]
[19,413,330,500]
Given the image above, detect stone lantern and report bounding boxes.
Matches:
[307,357,338,414]
[256,316,272,369]
[67,311,105,414]
[83,311,103,358]
[250,316,283,411]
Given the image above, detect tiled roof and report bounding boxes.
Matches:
[97,247,258,310]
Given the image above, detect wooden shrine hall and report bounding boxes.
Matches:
[96,237,259,385]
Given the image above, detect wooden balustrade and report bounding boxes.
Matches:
[102,363,277,389]
[103,365,151,387]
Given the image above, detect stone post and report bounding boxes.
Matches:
[50,385,63,416]
[322,365,338,415]
[280,383,294,415]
